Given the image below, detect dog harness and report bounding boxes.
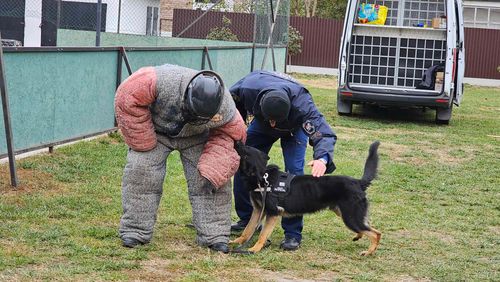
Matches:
[254,171,295,216]
[271,171,295,196]
[253,171,295,195]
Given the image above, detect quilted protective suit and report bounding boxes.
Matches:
[115,64,246,246]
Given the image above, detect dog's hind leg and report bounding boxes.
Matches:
[331,206,365,241]
[360,227,381,256]
[352,233,363,241]
[230,208,263,245]
[248,215,279,253]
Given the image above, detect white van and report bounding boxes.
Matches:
[337,0,465,124]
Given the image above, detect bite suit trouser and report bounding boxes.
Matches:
[119,134,232,246]
[233,119,307,242]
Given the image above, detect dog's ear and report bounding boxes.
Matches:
[267,164,280,171]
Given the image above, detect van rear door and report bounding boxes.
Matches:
[454,0,465,105]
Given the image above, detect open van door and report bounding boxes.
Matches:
[454,0,465,105]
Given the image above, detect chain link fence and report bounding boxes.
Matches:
[1,0,162,46]
[173,0,290,46]
[1,0,289,48]
[254,0,290,46]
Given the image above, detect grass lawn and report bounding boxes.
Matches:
[1,73,499,281]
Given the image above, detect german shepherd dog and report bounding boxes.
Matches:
[231,141,382,255]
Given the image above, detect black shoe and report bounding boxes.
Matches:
[122,237,144,248]
[279,237,300,251]
[230,221,248,232]
[231,221,262,233]
[209,242,230,254]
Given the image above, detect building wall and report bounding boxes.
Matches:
[24,0,42,47]
[160,0,191,35]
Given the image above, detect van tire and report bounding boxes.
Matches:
[337,96,352,115]
[435,106,452,125]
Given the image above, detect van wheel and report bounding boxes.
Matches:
[337,96,352,115]
[435,106,452,125]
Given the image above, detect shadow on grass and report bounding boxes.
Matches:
[347,104,440,125]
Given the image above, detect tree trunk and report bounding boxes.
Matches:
[304,0,311,17]
[312,0,318,17]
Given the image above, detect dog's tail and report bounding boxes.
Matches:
[360,141,380,191]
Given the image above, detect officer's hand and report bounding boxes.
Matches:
[307,160,327,177]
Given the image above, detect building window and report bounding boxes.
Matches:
[146,6,159,36]
[464,6,500,29]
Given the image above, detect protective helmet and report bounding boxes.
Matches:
[259,90,291,122]
[185,71,224,121]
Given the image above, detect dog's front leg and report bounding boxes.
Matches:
[230,208,263,245]
[248,215,279,253]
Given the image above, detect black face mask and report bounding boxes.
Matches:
[181,104,211,125]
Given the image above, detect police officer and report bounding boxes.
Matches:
[230,70,337,251]
[115,65,246,253]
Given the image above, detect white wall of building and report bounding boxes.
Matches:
[120,0,160,34]
[24,0,42,47]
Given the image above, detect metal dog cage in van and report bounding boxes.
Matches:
[337,0,465,124]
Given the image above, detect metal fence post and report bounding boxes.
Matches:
[201,46,214,71]
[56,0,62,30]
[117,0,122,34]
[0,33,19,188]
[96,0,103,47]
[261,0,281,70]
[121,47,133,75]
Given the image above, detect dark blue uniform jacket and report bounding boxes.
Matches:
[230,71,337,173]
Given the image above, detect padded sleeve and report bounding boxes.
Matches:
[114,67,158,151]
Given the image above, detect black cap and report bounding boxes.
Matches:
[260,90,291,122]
[185,72,223,120]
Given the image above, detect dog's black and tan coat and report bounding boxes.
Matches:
[231,141,382,255]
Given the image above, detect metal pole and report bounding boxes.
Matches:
[176,0,225,38]
[117,0,122,33]
[115,49,123,127]
[96,0,102,47]
[121,47,133,75]
[116,49,123,89]
[251,0,258,71]
[0,33,19,187]
[250,43,256,72]
[201,48,206,69]
[261,0,281,70]
[56,0,62,29]
[205,47,213,70]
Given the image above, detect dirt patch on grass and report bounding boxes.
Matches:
[294,75,338,90]
[376,140,476,166]
[125,257,182,281]
[382,142,411,160]
[0,166,67,196]
[388,275,432,281]
[248,268,339,282]
[488,226,500,235]
[335,126,370,141]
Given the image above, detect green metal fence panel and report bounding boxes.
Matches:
[0,51,118,155]
[121,47,286,88]
[57,29,286,86]
[120,49,204,80]
[204,47,287,86]
[0,45,286,156]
